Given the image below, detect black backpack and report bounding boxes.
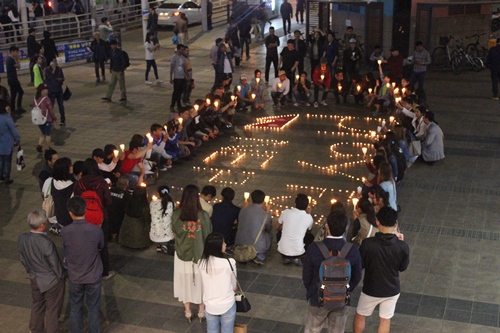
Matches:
[122,51,130,69]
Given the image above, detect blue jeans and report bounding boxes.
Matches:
[0,151,13,181]
[304,304,348,333]
[410,71,426,90]
[256,252,266,261]
[205,302,236,333]
[69,280,101,333]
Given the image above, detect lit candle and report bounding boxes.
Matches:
[357,186,362,194]
[251,93,256,100]
[392,82,396,88]
[256,78,260,84]
[214,100,219,108]
[338,84,342,92]
[140,182,147,187]
[381,120,386,127]
[307,196,312,204]
[277,83,282,89]
[146,133,153,143]
[352,198,359,210]
[368,88,373,94]
[237,85,241,92]
[151,195,158,202]
[178,117,183,125]
[362,147,367,155]
[402,87,406,95]
[264,195,270,204]
[330,199,337,204]
[230,95,236,101]
[113,149,119,158]
[356,85,361,92]
[295,74,300,81]
[194,104,199,112]
[370,131,376,137]
[119,144,125,152]
[389,116,395,124]
[206,98,211,105]
[377,126,382,133]
[394,87,399,95]
[320,74,325,80]
[377,59,382,65]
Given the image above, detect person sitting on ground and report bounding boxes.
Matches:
[186,101,212,142]
[397,99,426,141]
[276,193,313,265]
[119,135,153,188]
[377,162,397,211]
[363,154,386,189]
[92,148,118,184]
[332,71,350,104]
[373,63,394,117]
[421,111,445,165]
[371,186,390,213]
[199,185,216,217]
[234,74,252,111]
[348,198,378,246]
[250,69,265,110]
[148,123,173,170]
[177,107,201,155]
[293,71,311,106]
[165,120,191,161]
[211,187,241,253]
[271,70,290,108]
[72,160,84,182]
[312,57,331,108]
[38,148,58,192]
[108,176,130,240]
[369,45,384,71]
[119,185,152,249]
[101,144,122,184]
[150,185,175,253]
[234,190,272,265]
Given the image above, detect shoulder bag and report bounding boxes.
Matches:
[63,85,72,101]
[233,213,268,262]
[227,259,251,312]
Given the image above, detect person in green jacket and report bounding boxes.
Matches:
[172,184,212,323]
[34,55,44,88]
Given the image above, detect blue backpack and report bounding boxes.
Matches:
[316,242,352,310]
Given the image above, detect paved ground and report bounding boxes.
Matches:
[1,17,500,333]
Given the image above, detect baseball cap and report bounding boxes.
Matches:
[278,70,286,76]
[240,74,247,80]
[349,38,356,44]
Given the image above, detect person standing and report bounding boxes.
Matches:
[211,38,223,82]
[353,207,409,333]
[17,208,66,333]
[279,39,299,101]
[27,28,40,87]
[176,13,189,45]
[90,32,108,83]
[198,233,237,333]
[384,47,404,86]
[150,185,175,253]
[40,30,58,64]
[144,32,161,85]
[238,16,252,60]
[102,39,127,102]
[294,30,308,74]
[211,187,240,252]
[226,20,241,67]
[486,38,500,99]
[172,184,212,322]
[6,45,24,113]
[302,211,362,333]
[207,0,213,30]
[264,26,280,82]
[61,196,104,333]
[45,58,66,126]
[98,17,113,42]
[295,0,305,24]
[33,84,57,153]
[0,99,20,185]
[280,0,292,36]
[147,4,159,43]
[323,31,339,82]
[409,41,431,90]
[182,46,193,105]
[170,44,187,112]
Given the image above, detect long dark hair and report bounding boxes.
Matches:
[145,32,153,43]
[158,185,174,215]
[81,158,102,177]
[179,184,202,221]
[125,186,149,218]
[357,198,376,227]
[52,157,73,181]
[200,233,225,272]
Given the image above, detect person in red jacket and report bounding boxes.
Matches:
[384,47,404,86]
[312,57,331,108]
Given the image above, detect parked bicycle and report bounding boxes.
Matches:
[432,36,458,68]
[452,38,484,74]
[465,33,489,59]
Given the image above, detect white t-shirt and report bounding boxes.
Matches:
[198,257,237,315]
[200,197,213,217]
[277,208,313,256]
[145,41,155,60]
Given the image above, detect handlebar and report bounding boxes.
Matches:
[465,32,486,39]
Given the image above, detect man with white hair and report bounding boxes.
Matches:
[17,208,66,333]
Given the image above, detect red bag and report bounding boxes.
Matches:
[79,182,104,225]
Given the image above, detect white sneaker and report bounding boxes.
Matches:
[321,100,328,106]
[155,80,163,84]
[293,102,299,106]
[145,81,153,85]
[314,102,318,108]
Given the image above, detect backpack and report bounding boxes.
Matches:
[316,242,352,310]
[31,97,47,125]
[79,182,104,225]
[122,50,130,69]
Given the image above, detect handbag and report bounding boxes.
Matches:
[227,259,251,313]
[314,219,327,242]
[234,323,247,333]
[172,35,178,45]
[233,213,268,262]
[63,86,72,101]
[16,145,25,171]
[42,179,55,218]
[408,140,421,157]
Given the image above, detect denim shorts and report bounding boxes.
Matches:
[38,122,53,136]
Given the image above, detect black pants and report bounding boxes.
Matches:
[310,58,320,79]
[100,219,110,276]
[94,60,105,79]
[282,17,291,34]
[241,37,250,57]
[298,58,305,75]
[171,78,186,109]
[296,9,304,23]
[9,80,24,110]
[145,59,159,81]
[182,78,193,103]
[284,69,295,99]
[265,56,278,82]
[314,85,328,102]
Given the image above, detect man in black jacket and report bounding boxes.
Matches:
[147,4,159,43]
[293,30,308,74]
[27,28,40,86]
[353,207,409,333]
[102,40,127,102]
[280,0,292,36]
[302,211,362,332]
[486,38,500,99]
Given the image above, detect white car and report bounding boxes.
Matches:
[156,0,202,26]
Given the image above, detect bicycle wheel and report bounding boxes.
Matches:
[452,54,464,74]
[471,57,484,72]
[432,47,447,67]
[465,44,479,57]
